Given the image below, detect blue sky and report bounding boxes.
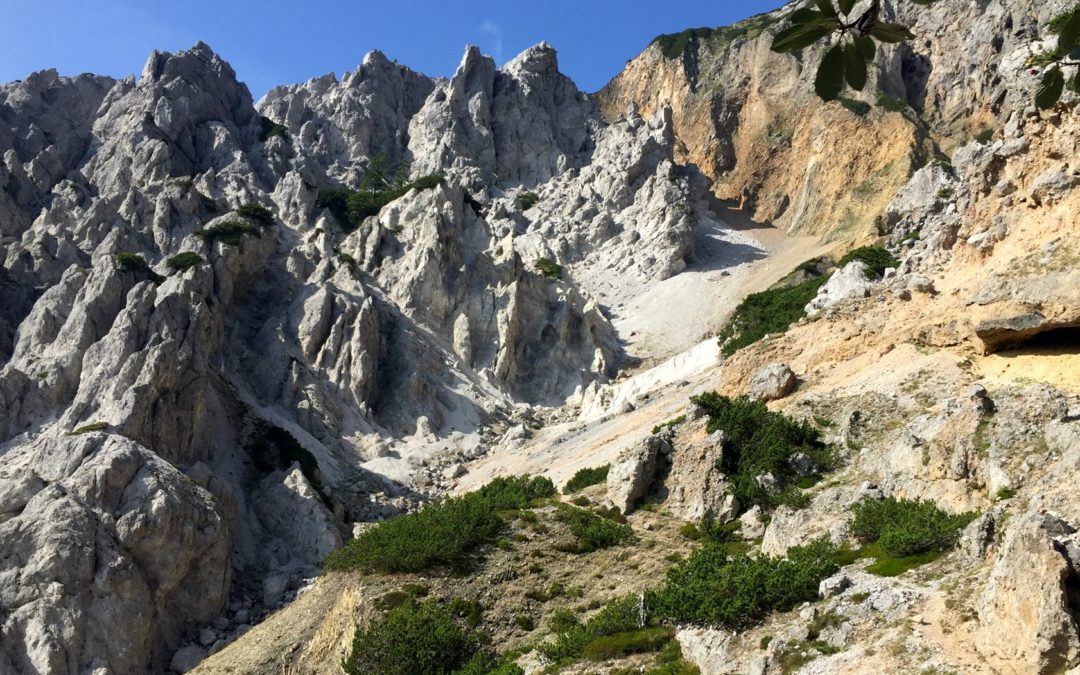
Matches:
[2,1,784,98]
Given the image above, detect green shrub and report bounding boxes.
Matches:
[646,539,839,628]
[67,422,108,436]
[513,615,535,631]
[716,273,828,356]
[338,252,358,267]
[325,476,555,573]
[536,258,562,280]
[837,246,897,278]
[165,252,204,273]
[850,497,976,558]
[583,627,673,660]
[554,505,633,553]
[876,93,907,112]
[652,415,687,435]
[236,203,275,226]
[838,97,872,117]
[114,252,165,284]
[316,172,445,231]
[564,466,610,494]
[454,653,523,675]
[194,220,260,246]
[515,191,540,210]
[540,595,641,662]
[259,116,288,142]
[343,598,495,675]
[974,127,995,144]
[688,393,835,510]
[247,423,328,502]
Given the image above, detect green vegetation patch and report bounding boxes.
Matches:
[583,627,674,661]
[515,191,540,210]
[258,115,288,142]
[67,421,109,436]
[194,220,260,246]
[316,160,445,232]
[563,465,610,494]
[165,252,204,273]
[688,393,836,509]
[114,252,165,284]
[837,245,897,278]
[343,598,521,675]
[652,13,780,60]
[716,272,828,356]
[540,595,642,663]
[236,203,275,226]
[652,415,687,435]
[247,423,327,502]
[554,504,634,553]
[850,497,976,558]
[535,257,562,280]
[325,476,556,573]
[646,538,839,629]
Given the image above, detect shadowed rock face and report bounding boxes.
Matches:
[0,36,710,672]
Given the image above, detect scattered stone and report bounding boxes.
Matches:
[749,363,797,402]
[169,646,206,674]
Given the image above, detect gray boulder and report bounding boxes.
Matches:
[749,363,797,401]
[805,262,874,316]
[607,436,666,514]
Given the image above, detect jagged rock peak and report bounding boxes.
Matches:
[503,41,559,75]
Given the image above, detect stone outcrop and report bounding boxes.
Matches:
[663,430,738,523]
[976,512,1080,674]
[805,262,875,317]
[607,435,667,514]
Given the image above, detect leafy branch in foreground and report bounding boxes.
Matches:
[772,0,1079,109]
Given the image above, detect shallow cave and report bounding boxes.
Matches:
[981,323,1080,354]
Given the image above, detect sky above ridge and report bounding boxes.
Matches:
[2,0,783,99]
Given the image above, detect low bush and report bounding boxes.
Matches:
[646,538,839,628]
[536,257,562,280]
[540,595,641,662]
[515,191,540,210]
[582,627,673,660]
[315,173,445,232]
[165,252,204,273]
[688,393,835,510]
[258,116,288,142]
[236,203,275,226]
[876,93,907,112]
[850,497,976,558]
[194,220,260,246]
[652,415,687,435]
[837,246,897,278]
[67,421,108,436]
[554,505,633,553]
[563,465,610,494]
[247,423,328,502]
[325,476,555,573]
[114,252,165,284]
[344,598,518,675]
[716,273,828,356]
[513,615,535,631]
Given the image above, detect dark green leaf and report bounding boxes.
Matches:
[1058,8,1080,54]
[815,0,838,18]
[837,0,855,15]
[789,7,822,23]
[1035,66,1065,110]
[869,22,916,43]
[843,43,868,91]
[771,19,839,53]
[854,35,877,61]
[815,44,846,102]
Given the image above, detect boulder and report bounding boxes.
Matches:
[975,512,1080,673]
[607,436,666,514]
[805,262,874,316]
[664,430,739,523]
[748,363,797,401]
